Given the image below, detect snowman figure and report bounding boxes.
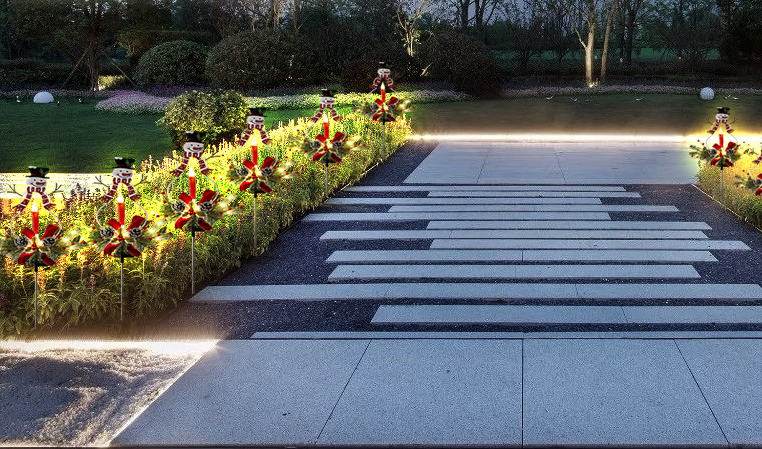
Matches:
[309,89,342,122]
[237,107,271,146]
[101,157,140,202]
[370,62,396,92]
[708,106,734,135]
[172,131,211,176]
[15,166,54,211]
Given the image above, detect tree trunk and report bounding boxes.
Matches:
[459,0,470,30]
[716,0,733,61]
[600,0,618,82]
[585,10,595,86]
[624,7,635,64]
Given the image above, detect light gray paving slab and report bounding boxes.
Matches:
[449,230,707,239]
[112,340,369,446]
[317,340,522,445]
[327,196,603,205]
[329,264,700,280]
[250,331,525,339]
[432,238,750,250]
[371,305,627,324]
[577,283,762,299]
[524,250,718,262]
[346,185,627,191]
[321,230,708,241]
[193,283,762,301]
[427,220,712,230]
[321,230,454,240]
[523,339,727,446]
[677,339,762,445]
[623,306,762,323]
[388,204,678,212]
[326,249,718,263]
[428,190,640,198]
[304,212,612,221]
[249,331,762,339]
[326,249,524,263]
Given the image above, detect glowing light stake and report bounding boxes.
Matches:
[117,194,125,226]
[188,168,196,200]
[1,167,81,330]
[689,107,753,206]
[31,201,39,235]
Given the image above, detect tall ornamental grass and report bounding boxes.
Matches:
[0,114,411,336]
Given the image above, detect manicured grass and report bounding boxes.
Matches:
[0,99,313,173]
[408,94,762,136]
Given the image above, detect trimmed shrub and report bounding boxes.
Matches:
[205,31,301,90]
[134,40,208,86]
[0,59,88,88]
[421,31,502,98]
[297,24,377,85]
[158,90,248,147]
[341,49,421,93]
[118,29,214,65]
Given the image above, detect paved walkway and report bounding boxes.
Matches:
[114,139,762,447]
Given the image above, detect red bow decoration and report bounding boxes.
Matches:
[175,189,217,232]
[710,141,738,167]
[372,97,399,122]
[103,216,146,257]
[314,132,347,163]
[17,225,59,266]
[239,157,278,193]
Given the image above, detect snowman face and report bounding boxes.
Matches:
[26,176,47,190]
[112,167,133,181]
[378,68,391,77]
[716,113,729,121]
[320,96,335,107]
[246,115,265,127]
[184,141,204,153]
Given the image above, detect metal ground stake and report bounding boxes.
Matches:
[720,167,724,205]
[34,265,38,329]
[253,194,257,253]
[191,229,196,295]
[325,157,329,197]
[382,121,387,159]
[120,254,124,321]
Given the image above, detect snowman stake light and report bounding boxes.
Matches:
[690,107,753,205]
[2,167,82,329]
[92,157,166,321]
[164,133,236,295]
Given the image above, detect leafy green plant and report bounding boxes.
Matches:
[0,112,412,336]
[697,150,762,226]
[134,40,209,86]
[158,89,248,147]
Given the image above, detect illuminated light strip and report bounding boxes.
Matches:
[0,340,218,356]
[409,133,762,142]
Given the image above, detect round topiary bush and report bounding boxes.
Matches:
[134,40,208,86]
[205,31,301,90]
[421,31,502,98]
[158,90,248,148]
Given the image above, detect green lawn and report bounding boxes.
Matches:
[4,93,762,173]
[0,99,311,173]
[408,94,762,136]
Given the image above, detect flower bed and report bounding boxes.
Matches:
[94,89,469,114]
[696,156,762,228]
[0,114,411,336]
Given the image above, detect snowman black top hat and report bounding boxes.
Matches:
[717,106,730,114]
[320,89,336,97]
[27,166,49,178]
[114,157,135,169]
[185,131,205,142]
[378,62,389,69]
[248,107,266,116]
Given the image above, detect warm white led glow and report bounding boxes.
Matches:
[408,133,762,143]
[0,340,218,356]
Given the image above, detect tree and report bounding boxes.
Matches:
[396,0,429,56]
[496,0,546,69]
[620,0,644,64]
[551,0,603,86]
[600,0,619,82]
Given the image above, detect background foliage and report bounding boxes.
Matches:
[134,40,208,86]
